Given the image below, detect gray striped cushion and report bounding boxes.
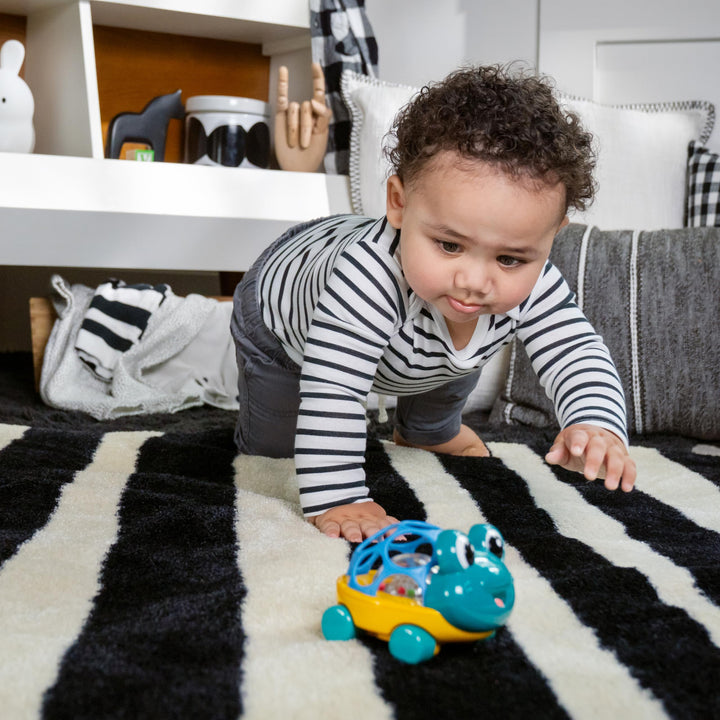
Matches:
[491,224,720,440]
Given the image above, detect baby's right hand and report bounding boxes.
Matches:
[308,501,398,542]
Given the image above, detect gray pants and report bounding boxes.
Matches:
[231,223,481,458]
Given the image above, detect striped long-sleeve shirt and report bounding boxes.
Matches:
[258,215,627,516]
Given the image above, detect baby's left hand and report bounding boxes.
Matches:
[545,424,636,492]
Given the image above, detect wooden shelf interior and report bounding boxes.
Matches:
[93,25,270,163]
[0,11,272,163]
[0,11,26,68]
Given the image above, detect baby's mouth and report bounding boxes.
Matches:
[447,296,483,314]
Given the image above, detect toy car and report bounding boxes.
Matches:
[321,519,515,663]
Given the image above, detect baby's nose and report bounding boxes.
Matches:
[456,264,491,293]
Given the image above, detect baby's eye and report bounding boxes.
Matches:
[498,255,521,267]
[437,240,461,254]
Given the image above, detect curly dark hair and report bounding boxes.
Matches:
[385,64,596,212]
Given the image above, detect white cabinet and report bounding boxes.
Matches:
[0,0,351,271]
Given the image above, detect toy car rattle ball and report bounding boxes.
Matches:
[322,520,515,664]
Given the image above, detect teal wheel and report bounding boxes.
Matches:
[388,624,438,664]
[322,604,356,641]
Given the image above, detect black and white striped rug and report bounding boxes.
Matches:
[0,410,718,720]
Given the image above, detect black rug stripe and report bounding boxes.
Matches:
[368,626,569,720]
[441,453,720,720]
[364,438,427,522]
[520,433,720,606]
[562,470,720,607]
[42,428,245,720]
[0,427,102,565]
[362,441,568,720]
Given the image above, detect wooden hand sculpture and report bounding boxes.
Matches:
[274,62,332,172]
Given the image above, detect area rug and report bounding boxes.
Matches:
[0,356,719,719]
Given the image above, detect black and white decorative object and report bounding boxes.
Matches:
[184,95,271,169]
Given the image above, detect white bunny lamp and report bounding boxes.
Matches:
[0,39,34,153]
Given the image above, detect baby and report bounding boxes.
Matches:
[231,64,636,542]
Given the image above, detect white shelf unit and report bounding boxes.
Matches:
[0,0,352,271]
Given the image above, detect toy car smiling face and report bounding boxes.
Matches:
[423,524,514,630]
[322,520,515,663]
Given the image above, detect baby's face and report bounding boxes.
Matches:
[386,154,568,339]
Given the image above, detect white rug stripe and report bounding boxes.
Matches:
[0,422,28,448]
[491,442,720,648]
[234,455,394,720]
[692,443,720,457]
[631,446,720,534]
[381,439,485,530]
[385,443,668,720]
[0,430,156,720]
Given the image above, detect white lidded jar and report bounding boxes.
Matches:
[184,95,271,168]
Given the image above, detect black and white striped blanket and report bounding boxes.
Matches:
[0,417,718,719]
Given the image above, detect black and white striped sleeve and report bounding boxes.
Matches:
[295,240,404,517]
[516,263,629,445]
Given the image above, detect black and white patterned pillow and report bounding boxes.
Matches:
[687,140,720,226]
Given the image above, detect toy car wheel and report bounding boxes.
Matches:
[388,624,438,664]
[322,604,356,641]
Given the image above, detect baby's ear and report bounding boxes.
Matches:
[386,175,405,228]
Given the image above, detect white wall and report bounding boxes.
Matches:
[365,0,539,86]
[365,0,720,122]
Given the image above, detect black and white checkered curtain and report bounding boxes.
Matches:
[310,0,379,175]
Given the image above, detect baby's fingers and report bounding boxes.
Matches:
[583,434,609,481]
[620,459,637,492]
[566,427,590,458]
[545,440,570,467]
[310,515,340,539]
[603,452,637,493]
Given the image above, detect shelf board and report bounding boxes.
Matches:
[90,0,309,47]
[0,153,352,271]
[0,0,310,47]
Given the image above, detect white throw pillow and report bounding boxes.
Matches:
[341,70,418,218]
[341,69,715,230]
[559,97,714,230]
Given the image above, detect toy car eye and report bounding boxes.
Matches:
[455,534,474,568]
[435,530,475,572]
[468,523,506,559]
[486,528,504,558]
